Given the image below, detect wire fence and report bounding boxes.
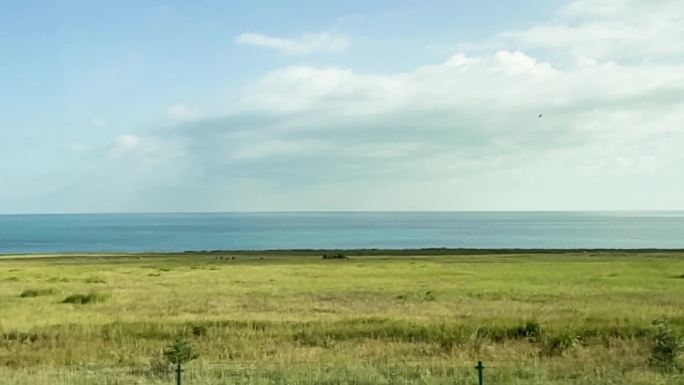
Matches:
[0,361,681,385]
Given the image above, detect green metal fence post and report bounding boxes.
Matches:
[475,361,485,385]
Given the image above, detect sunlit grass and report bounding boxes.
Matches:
[0,252,683,384]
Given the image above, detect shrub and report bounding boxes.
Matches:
[163,338,199,366]
[322,253,347,260]
[190,325,208,338]
[511,320,542,340]
[62,293,107,305]
[542,330,578,356]
[20,288,55,298]
[423,291,436,301]
[649,319,683,371]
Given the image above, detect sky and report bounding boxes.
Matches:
[1,0,683,213]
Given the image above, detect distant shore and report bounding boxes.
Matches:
[2,247,684,260]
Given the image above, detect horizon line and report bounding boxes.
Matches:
[2,209,684,216]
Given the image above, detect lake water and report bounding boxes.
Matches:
[1,212,684,253]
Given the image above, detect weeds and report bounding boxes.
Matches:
[649,319,682,371]
[511,320,542,340]
[542,330,579,357]
[1,331,43,344]
[46,277,69,283]
[20,288,55,298]
[61,293,107,305]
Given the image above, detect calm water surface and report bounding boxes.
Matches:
[1,212,683,253]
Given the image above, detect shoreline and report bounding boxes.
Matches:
[2,247,684,260]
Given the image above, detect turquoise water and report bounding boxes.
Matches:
[1,212,684,253]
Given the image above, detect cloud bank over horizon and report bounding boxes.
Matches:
[2,0,684,213]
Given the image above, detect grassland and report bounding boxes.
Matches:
[0,251,683,384]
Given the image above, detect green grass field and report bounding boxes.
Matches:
[1,251,683,384]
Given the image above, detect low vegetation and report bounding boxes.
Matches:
[61,292,107,305]
[322,253,347,259]
[649,319,683,371]
[0,251,682,384]
[19,288,55,298]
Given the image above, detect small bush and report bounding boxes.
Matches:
[542,330,578,356]
[163,338,199,365]
[649,319,683,371]
[62,293,107,305]
[423,291,436,301]
[190,325,208,338]
[20,288,55,298]
[511,320,542,340]
[322,254,347,260]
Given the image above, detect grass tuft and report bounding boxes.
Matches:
[20,288,55,298]
[84,277,106,284]
[61,293,108,305]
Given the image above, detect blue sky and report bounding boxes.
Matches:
[1,0,683,213]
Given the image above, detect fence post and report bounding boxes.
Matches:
[176,363,182,385]
[475,361,485,385]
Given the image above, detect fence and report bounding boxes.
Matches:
[0,361,681,385]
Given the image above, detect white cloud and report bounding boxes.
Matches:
[166,41,684,209]
[500,0,684,60]
[36,0,684,211]
[234,32,351,55]
[235,50,684,117]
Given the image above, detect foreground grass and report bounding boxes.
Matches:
[0,252,683,384]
